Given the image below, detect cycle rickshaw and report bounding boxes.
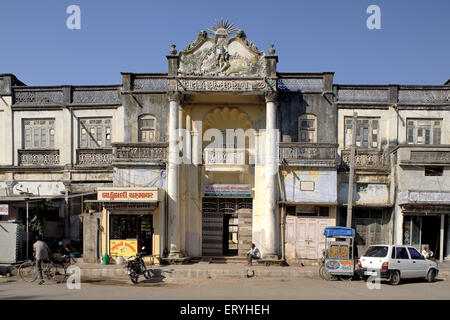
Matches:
[319,226,356,281]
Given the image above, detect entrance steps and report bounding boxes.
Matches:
[191,256,247,264]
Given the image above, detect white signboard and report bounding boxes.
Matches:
[0,204,8,216]
[97,188,158,202]
[204,184,252,198]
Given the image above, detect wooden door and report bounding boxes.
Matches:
[286,216,330,260]
[295,218,308,258]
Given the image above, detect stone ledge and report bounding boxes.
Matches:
[159,257,192,265]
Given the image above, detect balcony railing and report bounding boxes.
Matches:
[279,143,338,166]
[18,149,60,166]
[112,143,168,163]
[204,148,249,165]
[77,148,113,166]
[340,149,389,170]
[395,145,450,165]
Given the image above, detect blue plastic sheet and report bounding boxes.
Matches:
[323,226,355,238]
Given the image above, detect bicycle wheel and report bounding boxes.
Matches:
[19,261,37,283]
[319,266,336,281]
[49,262,68,283]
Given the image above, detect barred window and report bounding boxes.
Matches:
[138,115,156,142]
[23,119,55,149]
[345,117,380,149]
[406,119,441,145]
[298,114,317,143]
[79,118,111,148]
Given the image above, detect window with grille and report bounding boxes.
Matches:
[345,117,380,149]
[406,119,441,145]
[139,115,156,142]
[79,118,112,148]
[298,114,317,142]
[23,119,55,149]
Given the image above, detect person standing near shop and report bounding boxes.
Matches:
[33,235,51,285]
[422,245,433,259]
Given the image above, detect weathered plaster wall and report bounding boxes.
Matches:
[337,182,390,206]
[280,167,337,203]
[121,93,168,143]
[278,92,336,143]
[398,166,450,193]
[113,167,166,189]
[0,96,12,166]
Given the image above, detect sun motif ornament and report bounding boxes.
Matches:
[177,19,266,77]
[207,18,237,38]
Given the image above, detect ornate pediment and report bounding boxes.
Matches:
[177,19,266,77]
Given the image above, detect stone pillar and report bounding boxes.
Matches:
[445,215,450,260]
[264,91,279,259]
[192,121,202,165]
[186,111,192,164]
[167,91,181,258]
[395,207,404,245]
[63,182,71,242]
[440,214,445,262]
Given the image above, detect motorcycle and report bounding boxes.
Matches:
[124,246,152,284]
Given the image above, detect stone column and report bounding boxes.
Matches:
[264,91,279,259]
[440,214,444,262]
[63,182,71,242]
[445,215,450,260]
[186,110,192,164]
[167,91,181,258]
[192,121,202,165]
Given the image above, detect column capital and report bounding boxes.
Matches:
[167,91,183,104]
[265,91,278,103]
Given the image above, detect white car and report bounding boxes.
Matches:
[356,245,439,285]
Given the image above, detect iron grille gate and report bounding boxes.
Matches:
[202,198,252,256]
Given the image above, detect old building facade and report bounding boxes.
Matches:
[1,20,449,263]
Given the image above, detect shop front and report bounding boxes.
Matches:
[401,204,448,261]
[96,187,163,261]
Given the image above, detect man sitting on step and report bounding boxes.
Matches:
[246,243,261,266]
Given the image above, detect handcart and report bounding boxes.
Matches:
[319,226,356,281]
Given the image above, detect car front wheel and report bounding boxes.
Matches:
[426,269,436,283]
[389,270,401,286]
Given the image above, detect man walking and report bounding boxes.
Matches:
[33,235,50,285]
[247,243,261,266]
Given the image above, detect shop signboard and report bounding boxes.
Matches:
[324,259,354,274]
[204,184,252,198]
[0,204,8,216]
[98,188,158,202]
[110,240,138,257]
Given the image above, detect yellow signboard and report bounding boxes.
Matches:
[110,240,138,257]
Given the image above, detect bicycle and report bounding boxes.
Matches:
[19,258,68,284]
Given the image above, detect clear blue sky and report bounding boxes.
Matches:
[1,0,449,86]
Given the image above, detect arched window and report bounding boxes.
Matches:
[298,114,317,143]
[139,115,156,142]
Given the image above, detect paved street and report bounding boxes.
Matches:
[1,276,449,300]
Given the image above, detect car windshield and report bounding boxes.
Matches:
[364,246,388,257]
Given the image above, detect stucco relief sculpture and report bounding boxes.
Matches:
[178,19,266,77]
